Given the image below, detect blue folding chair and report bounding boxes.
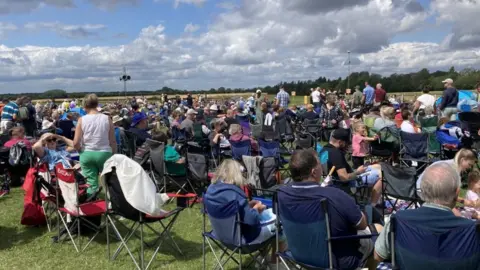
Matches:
[390,211,480,269]
[258,139,289,180]
[229,140,251,161]
[276,192,378,269]
[399,131,432,173]
[236,114,251,137]
[202,197,275,270]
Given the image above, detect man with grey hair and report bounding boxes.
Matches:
[374,162,472,263]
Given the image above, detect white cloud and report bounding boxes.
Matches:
[184,23,200,33]
[24,22,107,38]
[173,0,206,8]
[0,22,17,37]
[0,0,480,93]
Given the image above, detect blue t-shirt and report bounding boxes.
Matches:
[363,85,375,105]
[278,182,363,269]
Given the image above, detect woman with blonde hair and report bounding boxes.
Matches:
[373,106,396,131]
[204,160,286,266]
[417,148,477,194]
[73,94,116,197]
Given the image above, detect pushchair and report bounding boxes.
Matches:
[436,120,467,159]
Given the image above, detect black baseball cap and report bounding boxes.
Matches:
[331,128,350,143]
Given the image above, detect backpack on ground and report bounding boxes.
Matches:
[9,141,32,167]
[18,107,29,121]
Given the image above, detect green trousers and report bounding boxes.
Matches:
[79,151,112,195]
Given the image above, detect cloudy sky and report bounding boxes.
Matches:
[0,0,479,93]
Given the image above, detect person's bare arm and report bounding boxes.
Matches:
[57,134,74,148]
[413,101,420,114]
[108,118,117,153]
[361,94,366,104]
[336,167,365,182]
[374,251,385,262]
[355,212,368,230]
[33,136,46,158]
[73,118,83,151]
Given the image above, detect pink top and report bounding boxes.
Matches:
[4,138,32,150]
[352,134,368,157]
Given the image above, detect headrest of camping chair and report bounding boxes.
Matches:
[55,163,75,183]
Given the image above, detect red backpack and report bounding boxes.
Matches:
[21,166,47,226]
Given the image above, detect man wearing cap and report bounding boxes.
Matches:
[128,112,151,146]
[323,129,383,204]
[181,108,197,137]
[351,85,363,110]
[439,78,459,121]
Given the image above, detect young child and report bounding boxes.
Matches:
[352,122,378,169]
[464,171,480,219]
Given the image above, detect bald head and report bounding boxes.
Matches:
[421,162,460,208]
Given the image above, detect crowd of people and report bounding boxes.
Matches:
[1,77,480,269]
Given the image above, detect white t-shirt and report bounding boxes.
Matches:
[416,94,435,109]
[400,121,416,133]
[311,90,320,103]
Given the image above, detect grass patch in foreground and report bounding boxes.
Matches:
[0,188,252,270]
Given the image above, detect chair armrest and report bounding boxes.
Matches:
[330,233,378,241]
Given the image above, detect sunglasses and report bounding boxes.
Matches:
[46,138,57,143]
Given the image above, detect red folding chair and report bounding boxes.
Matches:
[54,163,106,252]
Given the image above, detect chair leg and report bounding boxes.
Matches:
[106,214,110,260]
[140,222,144,270]
[58,211,79,252]
[107,216,141,270]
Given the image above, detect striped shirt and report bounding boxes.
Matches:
[1,101,19,121]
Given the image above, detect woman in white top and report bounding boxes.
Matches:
[413,86,435,115]
[400,109,417,133]
[73,94,116,196]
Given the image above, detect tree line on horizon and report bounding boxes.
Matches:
[4,66,480,100]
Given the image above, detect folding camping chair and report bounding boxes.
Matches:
[370,126,400,162]
[236,115,251,137]
[258,139,289,183]
[389,213,480,269]
[275,116,295,154]
[149,142,196,195]
[399,131,431,173]
[123,130,138,158]
[250,122,262,140]
[276,193,378,269]
[54,163,106,252]
[186,150,211,195]
[419,116,440,156]
[294,132,314,150]
[202,198,276,270]
[381,163,421,219]
[229,140,251,161]
[103,169,185,270]
[303,119,321,148]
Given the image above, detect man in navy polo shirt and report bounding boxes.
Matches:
[278,149,383,270]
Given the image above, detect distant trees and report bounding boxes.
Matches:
[5,66,480,100]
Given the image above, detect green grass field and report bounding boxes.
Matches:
[0,188,239,270]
